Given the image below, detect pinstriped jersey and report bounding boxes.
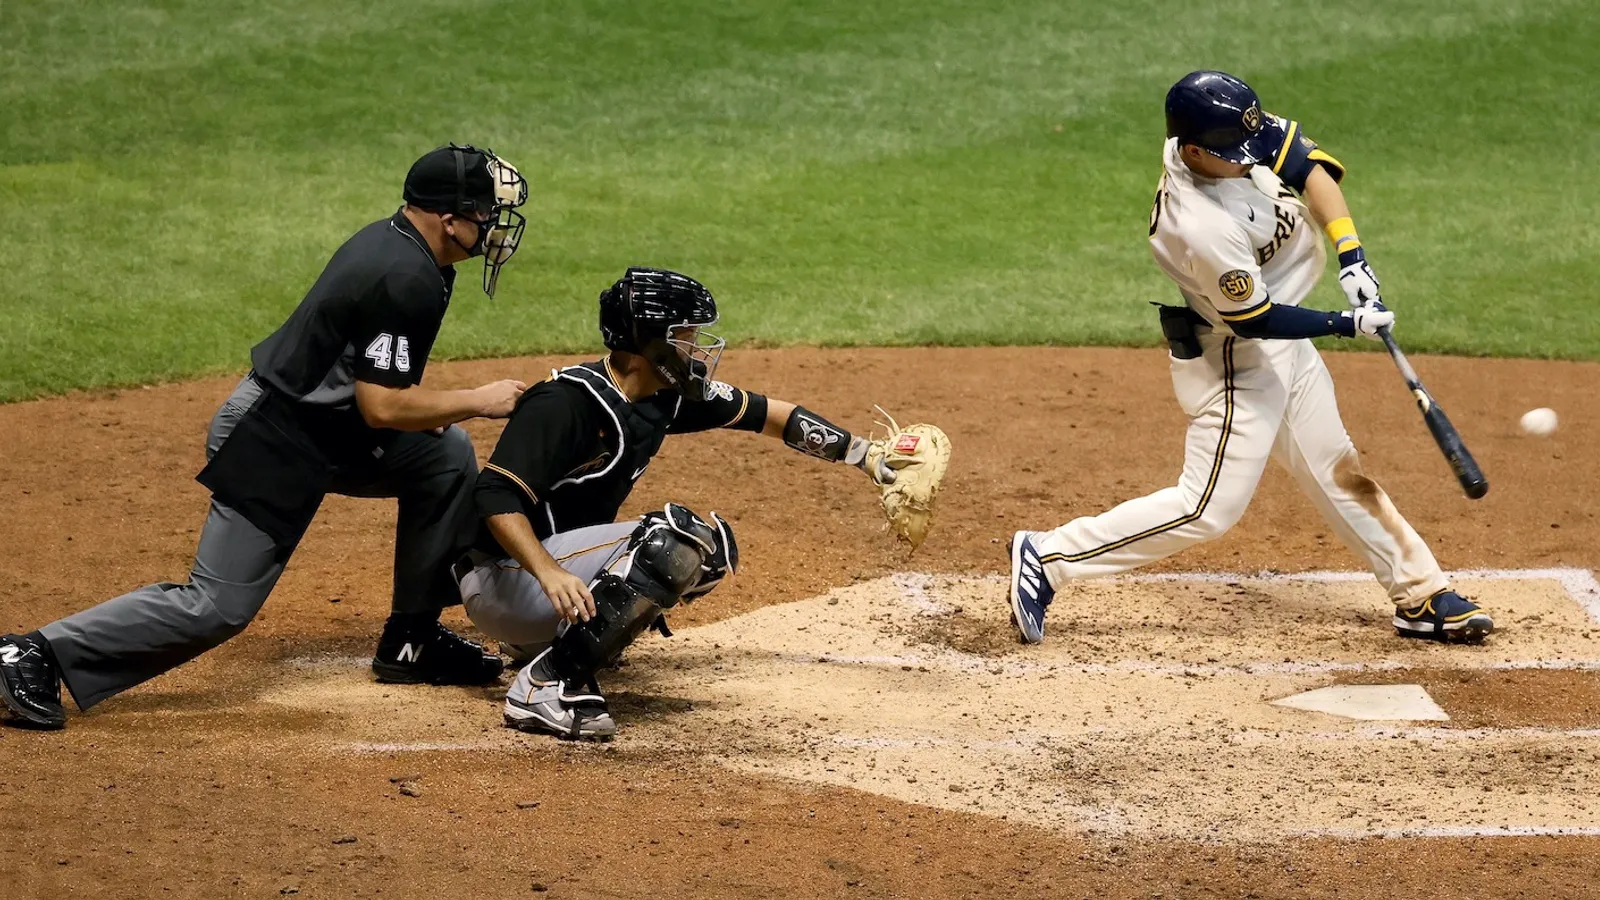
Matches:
[1148,134,1328,334]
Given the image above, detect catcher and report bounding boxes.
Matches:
[455,267,948,740]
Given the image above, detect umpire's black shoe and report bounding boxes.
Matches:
[0,633,67,729]
[371,620,505,686]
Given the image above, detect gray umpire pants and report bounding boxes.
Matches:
[40,375,480,710]
[458,522,639,652]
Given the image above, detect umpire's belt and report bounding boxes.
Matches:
[1154,304,1210,360]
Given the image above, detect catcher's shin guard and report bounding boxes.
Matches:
[549,505,712,683]
[549,574,663,683]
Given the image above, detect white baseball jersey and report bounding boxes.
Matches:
[1028,123,1451,613]
[1148,134,1325,333]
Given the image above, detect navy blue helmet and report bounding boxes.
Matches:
[1165,71,1271,165]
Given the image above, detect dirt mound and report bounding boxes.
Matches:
[4,347,1600,898]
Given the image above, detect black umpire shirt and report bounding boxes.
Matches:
[251,209,455,417]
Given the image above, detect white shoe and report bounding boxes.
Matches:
[502,649,616,741]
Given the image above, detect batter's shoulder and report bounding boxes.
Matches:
[1167,189,1251,253]
[1258,112,1347,191]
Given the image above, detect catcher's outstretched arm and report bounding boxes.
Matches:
[765,400,889,482]
[759,398,951,550]
[759,398,796,437]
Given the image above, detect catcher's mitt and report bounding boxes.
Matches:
[864,408,950,550]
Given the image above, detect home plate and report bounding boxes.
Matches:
[1271,684,1449,722]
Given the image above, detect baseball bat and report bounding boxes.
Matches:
[1375,326,1489,499]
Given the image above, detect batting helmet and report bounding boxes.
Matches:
[599,267,725,400]
[1164,71,1272,165]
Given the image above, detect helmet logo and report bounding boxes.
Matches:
[1241,104,1262,133]
[1218,269,1255,302]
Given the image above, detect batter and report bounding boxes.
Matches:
[1007,71,1493,645]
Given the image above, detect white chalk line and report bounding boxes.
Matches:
[282,654,371,670]
[1318,725,1600,741]
[343,740,502,753]
[824,725,1600,753]
[1297,825,1600,840]
[784,651,1600,680]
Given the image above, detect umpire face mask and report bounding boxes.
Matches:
[451,152,528,298]
[442,205,527,298]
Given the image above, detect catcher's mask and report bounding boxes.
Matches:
[403,143,528,297]
[599,267,725,400]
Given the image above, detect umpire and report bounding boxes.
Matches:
[0,144,530,729]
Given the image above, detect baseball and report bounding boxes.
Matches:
[1519,407,1558,437]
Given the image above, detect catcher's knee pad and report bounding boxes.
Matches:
[549,505,714,683]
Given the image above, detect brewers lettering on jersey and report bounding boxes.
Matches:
[0,144,533,731]
[1006,70,1493,650]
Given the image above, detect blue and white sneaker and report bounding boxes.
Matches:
[1394,590,1494,644]
[1008,531,1055,644]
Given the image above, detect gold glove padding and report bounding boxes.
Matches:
[863,408,950,550]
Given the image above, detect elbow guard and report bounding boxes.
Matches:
[783,406,863,463]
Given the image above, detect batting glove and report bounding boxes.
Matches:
[1336,247,1383,310]
[1339,304,1395,341]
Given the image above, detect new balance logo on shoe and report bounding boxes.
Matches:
[0,646,21,665]
[396,643,422,663]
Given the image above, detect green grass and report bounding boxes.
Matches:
[1,0,1596,400]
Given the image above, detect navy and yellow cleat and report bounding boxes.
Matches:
[1008,531,1055,645]
[1394,590,1494,644]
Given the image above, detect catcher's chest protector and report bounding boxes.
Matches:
[535,364,676,537]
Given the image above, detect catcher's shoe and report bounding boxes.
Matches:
[1008,531,1054,645]
[1394,590,1494,644]
[503,649,616,741]
[0,633,67,729]
[371,620,505,685]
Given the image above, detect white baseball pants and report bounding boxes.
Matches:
[1033,334,1449,606]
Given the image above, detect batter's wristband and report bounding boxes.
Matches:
[1324,216,1361,255]
[782,406,854,462]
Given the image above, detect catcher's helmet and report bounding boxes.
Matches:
[599,268,725,400]
[1165,71,1271,165]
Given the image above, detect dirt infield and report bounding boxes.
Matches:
[2,346,1599,898]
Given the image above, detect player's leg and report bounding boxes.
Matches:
[1271,343,1490,642]
[456,521,638,740]
[457,521,638,654]
[331,427,503,685]
[30,500,290,711]
[482,508,726,741]
[1013,337,1287,642]
[2,377,299,728]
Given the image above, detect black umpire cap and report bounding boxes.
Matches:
[403,144,500,217]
